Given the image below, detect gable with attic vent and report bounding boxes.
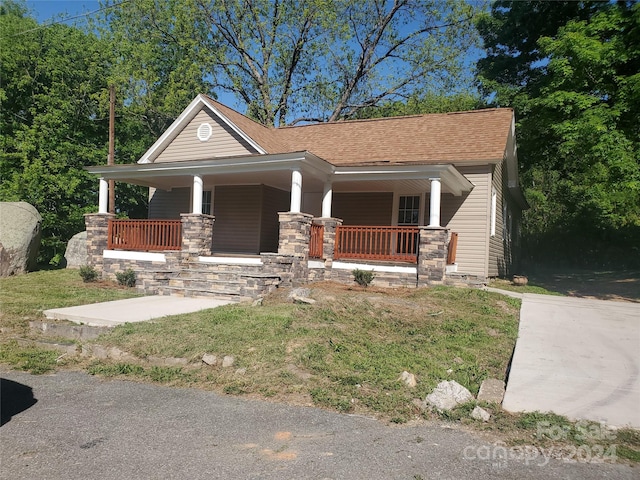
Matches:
[154,107,259,163]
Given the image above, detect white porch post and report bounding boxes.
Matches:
[290,168,302,213]
[192,174,203,214]
[428,177,441,227]
[98,177,108,214]
[322,181,332,218]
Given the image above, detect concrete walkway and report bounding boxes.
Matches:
[501,293,640,429]
[43,296,234,327]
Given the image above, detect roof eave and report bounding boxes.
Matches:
[87,151,334,180]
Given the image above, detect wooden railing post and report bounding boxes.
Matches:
[309,223,324,259]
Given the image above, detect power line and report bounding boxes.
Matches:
[9,0,132,37]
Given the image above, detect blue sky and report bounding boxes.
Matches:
[24,0,484,113]
[26,0,101,24]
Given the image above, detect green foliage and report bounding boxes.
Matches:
[352,269,375,288]
[477,2,640,268]
[0,2,148,264]
[79,265,98,283]
[355,92,485,119]
[115,268,136,287]
[99,0,480,126]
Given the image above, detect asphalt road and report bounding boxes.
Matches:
[0,369,636,480]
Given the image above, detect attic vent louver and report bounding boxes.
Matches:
[197,122,212,141]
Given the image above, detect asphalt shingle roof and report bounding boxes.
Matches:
[206,96,513,166]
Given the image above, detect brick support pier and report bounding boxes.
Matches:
[278,211,313,286]
[84,213,115,271]
[417,227,449,286]
[181,214,214,256]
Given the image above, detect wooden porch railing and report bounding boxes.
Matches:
[334,225,419,263]
[309,223,324,259]
[108,219,182,251]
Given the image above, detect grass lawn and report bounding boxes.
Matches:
[1,270,638,462]
[91,283,520,421]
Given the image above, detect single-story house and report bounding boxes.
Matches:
[85,94,527,298]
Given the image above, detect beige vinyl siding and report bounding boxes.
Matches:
[333,192,393,225]
[155,108,256,163]
[148,187,190,219]
[441,166,492,278]
[212,185,262,254]
[260,185,290,253]
[488,159,506,277]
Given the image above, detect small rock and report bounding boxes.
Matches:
[252,297,263,306]
[477,378,506,404]
[425,380,474,411]
[412,398,426,411]
[164,357,188,366]
[446,369,453,374]
[471,406,491,422]
[291,295,316,305]
[453,357,464,364]
[288,287,311,299]
[222,355,235,368]
[235,368,247,375]
[398,371,417,388]
[202,354,217,366]
[90,344,109,359]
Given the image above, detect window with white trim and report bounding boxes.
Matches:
[398,195,421,225]
[202,190,212,215]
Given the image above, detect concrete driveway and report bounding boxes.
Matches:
[502,294,640,429]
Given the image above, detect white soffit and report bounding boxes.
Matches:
[333,164,473,196]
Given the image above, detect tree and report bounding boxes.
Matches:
[354,91,484,119]
[101,0,480,126]
[477,1,640,267]
[0,2,147,264]
[476,1,603,108]
[96,0,214,139]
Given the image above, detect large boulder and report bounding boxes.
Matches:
[0,202,42,276]
[64,231,88,269]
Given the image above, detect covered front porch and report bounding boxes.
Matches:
[84,151,472,294]
[87,151,472,261]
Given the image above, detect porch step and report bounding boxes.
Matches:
[159,286,251,303]
[169,278,245,289]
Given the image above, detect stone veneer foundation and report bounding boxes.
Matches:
[85,211,457,298]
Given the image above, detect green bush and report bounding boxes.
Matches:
[352,269,374,287]
[115,268,136,287]
[79,265,98,283]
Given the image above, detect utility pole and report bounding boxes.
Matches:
[108,84,116,214]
